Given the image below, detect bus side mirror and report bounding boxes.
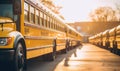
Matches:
[13,0,22,15]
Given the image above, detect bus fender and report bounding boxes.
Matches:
[11,31,27,70]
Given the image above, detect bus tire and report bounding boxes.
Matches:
[13,42,25,71]
[61,41,68,54]
[51,39,56,61]
[118,49,120,55]
[43,40,56,61]
[42,52,56,61]
[48,52,56,61]
[61,47,68,54]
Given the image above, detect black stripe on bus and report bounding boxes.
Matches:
[27,45,53,51]
[24,36,55,40]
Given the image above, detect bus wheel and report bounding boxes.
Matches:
[118,50,120,55]
[14,43,25,71]
[43,45,56,61]
[61,44,68,54]
[49,40,56,61]
[49,52,56,61]
[43,51,56,61]
[48,41,56,61]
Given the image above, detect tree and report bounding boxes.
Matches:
[115,3,120,21]
[41,0,55,9]
[40,0,62,14]
[89,6,117,22]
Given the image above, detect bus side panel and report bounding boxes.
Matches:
[25,38,53,59]
[24,25,55,59]
[102,37,106,47]
[27,46,53,59]
[109,36,114,48]
[116,35,120,50]
[56,39,66,51]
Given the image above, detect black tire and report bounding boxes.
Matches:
[42,52,56,61]
[51,39,56,61]
[61,43,68,54]
[61,48,67,54]
[13,42,25,71]
[43,40,56,61]
[118,50,120,55]
[113,41,118,54]
[48,52,56,61]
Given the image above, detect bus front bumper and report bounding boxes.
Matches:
[0,49,15,62]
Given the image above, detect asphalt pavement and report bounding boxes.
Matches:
[27,43,120,71]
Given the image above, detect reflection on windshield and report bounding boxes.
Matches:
[0,4,13,19]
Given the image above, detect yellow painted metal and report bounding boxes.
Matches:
[116,35,120,49]
[20,0,25,35]
[27,47,52,59]
[109,36,114,48]
[0,17,16,48]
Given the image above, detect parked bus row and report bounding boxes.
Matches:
[89,25,120,55]
[0,0,82,71]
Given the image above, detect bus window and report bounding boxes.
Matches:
[47,16,50,28]
[36,9,39,25]
[50,17,52,28]
[40,11,43,26]
[46,15,48,27]
[24,2,29,22]
[55,21,56,29]
[44,14,47,27]
[58,23,60,31]
[52,18,54,29]
[52,19,55,29]
[30,6,35,24]
[56,22,58,30]
[54,21,56,29]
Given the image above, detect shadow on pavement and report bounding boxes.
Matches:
[27,45,83,71]
[64,45,82,67]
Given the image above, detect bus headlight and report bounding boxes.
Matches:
[0,37,12,46]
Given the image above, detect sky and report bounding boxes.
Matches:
[54,0,120,23]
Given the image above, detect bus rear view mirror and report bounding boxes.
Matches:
[13,0,22,15]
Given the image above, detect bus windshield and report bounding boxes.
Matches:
[0,4,13,20]
[0,0,13,22]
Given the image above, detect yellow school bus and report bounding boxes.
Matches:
[89,36,94,44]
[102,30,110,49]
[0,0,82,71]
[98,32,103,46]
[66,25,82,49]
[93,33,102,46]
[108,28,116,51]
[115,25,120,55]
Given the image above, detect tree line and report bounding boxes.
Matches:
[89,4,120,22]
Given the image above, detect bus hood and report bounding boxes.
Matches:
[0,17,16,37]
[0,17,13,23]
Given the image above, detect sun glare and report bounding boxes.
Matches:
[54,0,120,22]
